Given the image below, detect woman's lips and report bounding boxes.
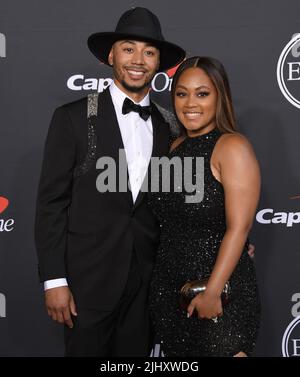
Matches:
[183,111,203,120]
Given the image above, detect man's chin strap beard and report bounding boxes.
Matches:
[121,79,152,94]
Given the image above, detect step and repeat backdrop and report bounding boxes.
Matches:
[0,0,300,356]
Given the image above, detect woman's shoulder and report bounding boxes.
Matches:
[213,131,256,164]
[218,131,249,145]
[216,132,253,154]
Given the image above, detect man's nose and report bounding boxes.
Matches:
[131,50,145,65]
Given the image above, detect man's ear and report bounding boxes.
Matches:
[108,47,114,66]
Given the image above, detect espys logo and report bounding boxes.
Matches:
[0,196,14,232]
[282,293,300,357]
[0,293,6,318]
[0,33,6,58]
[67,64,181,93]
[282,316,300,357]
[277,33,300,109]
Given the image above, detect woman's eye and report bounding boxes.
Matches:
[198,92,209,97]
[176,92,186,97]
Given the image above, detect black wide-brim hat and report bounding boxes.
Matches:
[88,7,186,72]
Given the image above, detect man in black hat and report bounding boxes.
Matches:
[35,7,185,356]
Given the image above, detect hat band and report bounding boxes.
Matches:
[115,25,164,42]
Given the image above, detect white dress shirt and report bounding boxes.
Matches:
[44,81,153,290]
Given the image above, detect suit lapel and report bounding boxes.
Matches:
[95,89,133,208]
[95,88,124,158]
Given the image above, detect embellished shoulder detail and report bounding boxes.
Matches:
[73,93,99,179]
[151,101,181,139]
[87,92,99,117]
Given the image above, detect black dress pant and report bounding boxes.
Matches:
[64,251,153,357]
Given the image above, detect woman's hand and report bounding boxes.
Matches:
[187,291,223,320]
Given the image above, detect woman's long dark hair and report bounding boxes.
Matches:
[171,56,237,135]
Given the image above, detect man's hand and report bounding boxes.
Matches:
[45,286,77,328]
[247,243,255,259]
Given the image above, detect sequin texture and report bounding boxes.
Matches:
[148,127,261,357]
[73,93,98,178]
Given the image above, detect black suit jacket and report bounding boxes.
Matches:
[35,88,171,310]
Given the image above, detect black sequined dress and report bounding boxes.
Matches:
[148,128,260,357]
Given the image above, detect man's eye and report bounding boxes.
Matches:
[145,50,155,56]
[124,48,133,53]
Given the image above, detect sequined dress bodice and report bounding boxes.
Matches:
[149,128,227,283]
[153,128,225,233]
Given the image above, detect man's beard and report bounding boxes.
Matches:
[113,65,155,93]
[120,77,152,93]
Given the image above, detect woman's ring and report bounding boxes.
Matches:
[211,317,218,323]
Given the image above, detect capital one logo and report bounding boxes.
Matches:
[0,196,14,232]
[0,293,6,318]
[256,196,300,227]
[256,209,300,227]
[0,33,6,58]
[277,33,300,108]
[67,63,180,93]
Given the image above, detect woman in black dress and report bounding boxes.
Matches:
[148,57,261,357]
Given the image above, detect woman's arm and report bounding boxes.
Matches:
[188,133,261,319]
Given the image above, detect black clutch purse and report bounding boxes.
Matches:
[179,276,231,313]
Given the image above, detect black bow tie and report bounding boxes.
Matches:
[122,97,152,121]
